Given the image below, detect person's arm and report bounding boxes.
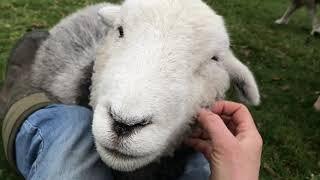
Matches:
[186,101,263,180]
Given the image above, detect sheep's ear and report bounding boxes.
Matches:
[223,50,260,105]
[98,5,121,26]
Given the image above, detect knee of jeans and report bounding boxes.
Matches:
[31,104,93,136]
[185,153,210,172]
[58,105,92,118]
[29,105,95,150]
[54,105,93,128]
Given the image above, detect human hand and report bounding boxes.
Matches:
[186,101,263,180]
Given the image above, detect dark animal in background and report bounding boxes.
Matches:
[315,96,320,111]
[275,0,320,35]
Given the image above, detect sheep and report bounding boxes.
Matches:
[32,0,260,179]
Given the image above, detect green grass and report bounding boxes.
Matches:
[0,0,319,179]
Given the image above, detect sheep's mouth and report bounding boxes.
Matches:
[103,147,144,160]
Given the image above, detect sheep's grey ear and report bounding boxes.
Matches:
[98,5,121,26]
[223,50,260,105]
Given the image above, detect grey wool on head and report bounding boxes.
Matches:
[31,3,109,105]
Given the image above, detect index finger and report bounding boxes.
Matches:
[211,101,256,131]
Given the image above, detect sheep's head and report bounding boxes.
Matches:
[90,0,260,172]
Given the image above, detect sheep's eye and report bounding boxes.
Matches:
[117,26,124,38]
[211,56,219,61]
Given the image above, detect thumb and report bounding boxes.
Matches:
[198,109,235,146]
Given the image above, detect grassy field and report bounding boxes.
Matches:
[0,0,319,179]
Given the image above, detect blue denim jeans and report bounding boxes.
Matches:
[15,104,210,180]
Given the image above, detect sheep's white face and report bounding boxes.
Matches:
[91,0,260,172]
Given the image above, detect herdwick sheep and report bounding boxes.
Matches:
[31,0,260,179]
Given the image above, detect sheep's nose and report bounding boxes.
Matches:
[112,120,150,136]
[109,108,152,136]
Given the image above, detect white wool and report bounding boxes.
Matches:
[91,0,260,171]
[32,0,260,172]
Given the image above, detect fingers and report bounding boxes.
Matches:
[197,109,234,143]
[191,127,210,140]
[211,101,256,131]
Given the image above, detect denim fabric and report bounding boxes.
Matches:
[178,153,211,180]
[15,104,210,180]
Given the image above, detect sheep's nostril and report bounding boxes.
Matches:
[113,121,132,136]
[108,107,152,136]
[113,120,148,136]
